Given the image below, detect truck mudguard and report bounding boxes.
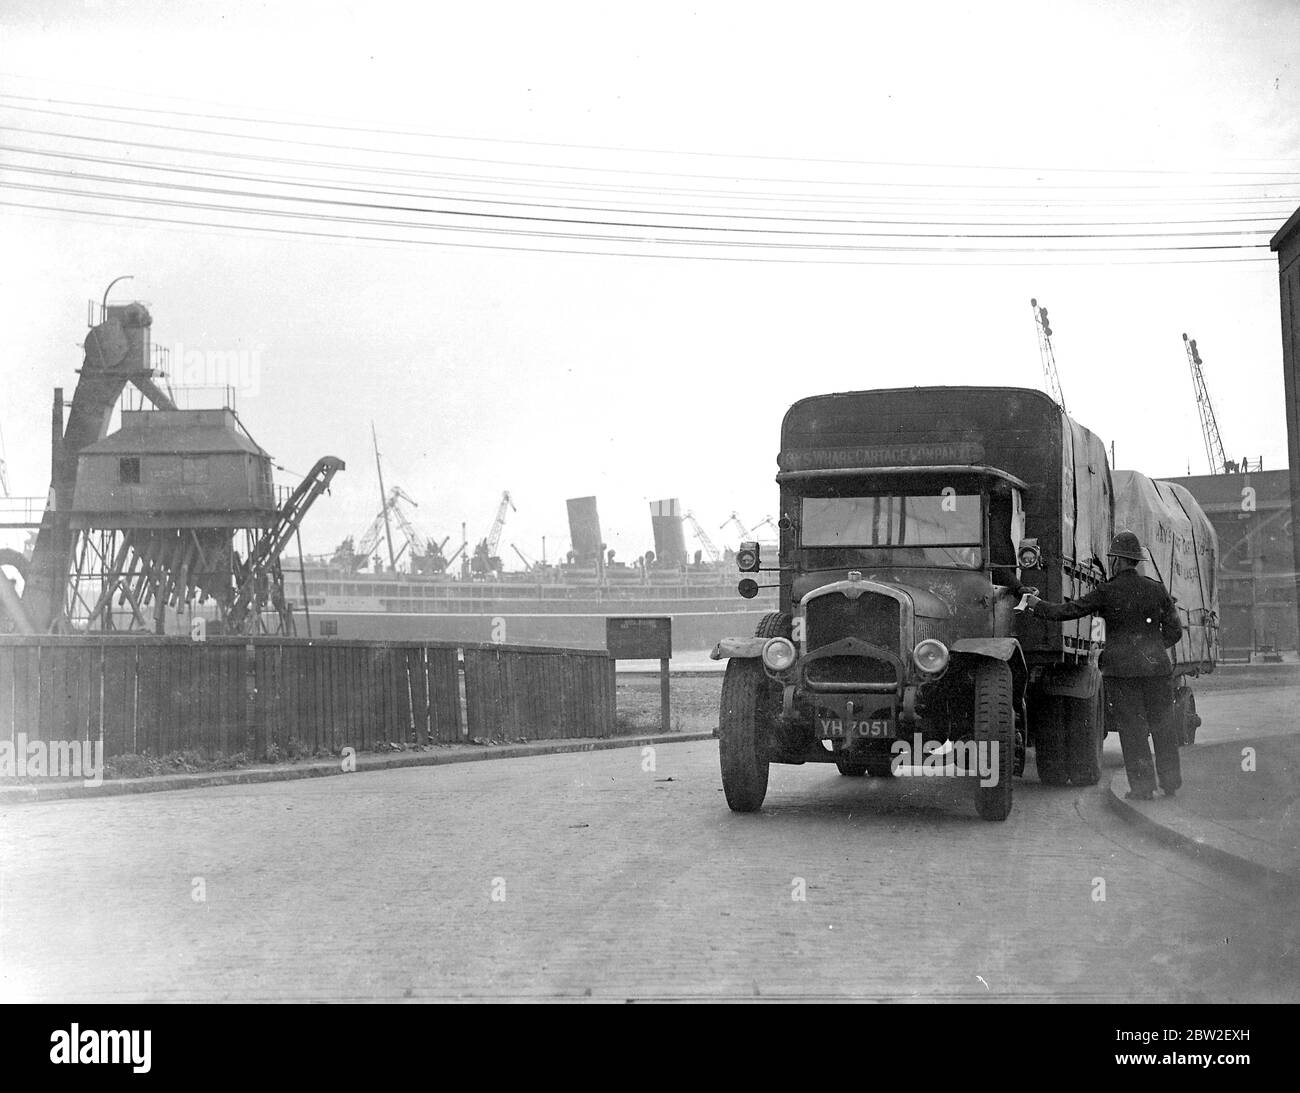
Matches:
[1037,662,1102,699]
[950,637,1028,697]
[709,636,767,660]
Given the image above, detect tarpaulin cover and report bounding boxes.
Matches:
[1113,469,1219,672]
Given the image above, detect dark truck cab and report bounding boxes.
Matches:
[712,387,1114,820]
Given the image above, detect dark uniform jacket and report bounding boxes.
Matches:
[1032,568,1182,677]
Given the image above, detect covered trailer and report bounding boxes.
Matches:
[1113,470,1218,744]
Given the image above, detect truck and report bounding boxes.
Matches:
[711,386,1216,821]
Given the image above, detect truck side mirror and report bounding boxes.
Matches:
[736,541,761,572]
[1017,538,1042,569]
[777,515,793,531]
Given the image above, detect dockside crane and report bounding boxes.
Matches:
[511,543,535,571]
[720,512,752,542]
[683,510,721,564]
[1182,334,1256,475]
[472,491,515,575]
[356,487,418,569]
[1030,298,1067,413]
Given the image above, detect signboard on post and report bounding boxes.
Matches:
[606,616,672,731]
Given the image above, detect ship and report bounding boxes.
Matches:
[300,488,777,653]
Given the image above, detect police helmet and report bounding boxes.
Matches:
[1107,531,1144,562]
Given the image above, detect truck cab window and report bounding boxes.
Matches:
[800,493,983,569]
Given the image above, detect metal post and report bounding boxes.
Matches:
[295,525,312,639]
[372,422,397,573]
[659,658,671,732]
[1270,209,1300,651]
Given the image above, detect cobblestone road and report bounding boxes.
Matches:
[3,706,1297,1002]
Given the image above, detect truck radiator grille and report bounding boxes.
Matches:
[806,592,901,652]
[805,656,898,686]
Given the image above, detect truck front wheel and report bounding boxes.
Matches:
[719,658,774,812]
[972,661,1015,821]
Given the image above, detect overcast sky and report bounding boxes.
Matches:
[2,0,1298,565]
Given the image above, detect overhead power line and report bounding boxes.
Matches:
[2,85,1298,179]
[0,166,1280,243]
[3,99,1299,192]
[2,142,1291,229]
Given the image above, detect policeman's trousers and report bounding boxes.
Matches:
[1103,675,1182,795]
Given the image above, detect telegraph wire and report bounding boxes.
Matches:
[2,85,1298,179]
[1,143,1292,230]
[0,180,1273,253]
[0,198,1276,267]
[0,165,1280,242]
[4,99,1299,192]
[5,123,1298,217]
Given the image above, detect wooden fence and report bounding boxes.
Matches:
[0,636,614,760]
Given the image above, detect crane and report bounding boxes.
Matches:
[1183,333,1235,475]
[720,512,751,542]
[511,543,535,571]
[683,510,721,564]
[749,515,779,539]
[485,491,515,557]
[355,486,436,570]
[472,491,515,576]
[1030,298,1067,414]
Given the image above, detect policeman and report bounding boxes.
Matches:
[1023,531,1183,800]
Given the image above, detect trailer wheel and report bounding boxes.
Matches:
[1033,694,1071,786]
[972,661,1015,821]
[1065,684,1105,786]
[719,658,774,812]
[835,757,868,777]
[1173,686,1199,747]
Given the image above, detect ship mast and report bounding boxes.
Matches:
[372,421,398,573]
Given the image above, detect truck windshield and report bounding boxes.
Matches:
[800,493,983,568]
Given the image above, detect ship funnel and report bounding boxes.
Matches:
[649,498,687,567]
[566,496,603,567]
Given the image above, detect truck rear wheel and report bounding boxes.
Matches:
[1033,694,1070,786]
[1065,684,1105,786]
[972,661,1015,821]
[719,658,774,812]
[835,757,868,776]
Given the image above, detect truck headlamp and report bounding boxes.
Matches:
[1017,539,1042,569]
[761,637,797,671]
[736,541,761,572]
[912,638,950,675]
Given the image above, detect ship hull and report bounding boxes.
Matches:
[305,604,774,651]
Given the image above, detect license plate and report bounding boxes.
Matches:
[817,717,892,739]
